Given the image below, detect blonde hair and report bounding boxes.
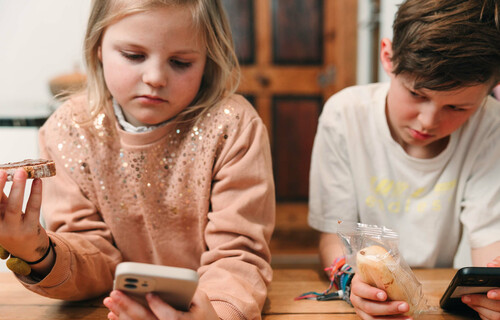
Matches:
[83,0,240,123]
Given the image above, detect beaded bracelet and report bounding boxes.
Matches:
[0,239,53,276]
[295,256,354,304]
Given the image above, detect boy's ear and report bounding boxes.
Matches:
[380,38,394,76]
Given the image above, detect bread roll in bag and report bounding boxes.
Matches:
[356,245,424,315]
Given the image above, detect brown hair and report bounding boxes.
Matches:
[83,0,239,123]
[391,0,500,90]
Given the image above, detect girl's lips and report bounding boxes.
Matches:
[409,128,433,140]
[136,95,166,104]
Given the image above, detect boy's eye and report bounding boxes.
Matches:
[447,105,465,111]
[121,51,145,61]
[170,59,192,69]
[409,90,422,98]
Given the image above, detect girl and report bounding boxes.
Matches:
[0,0,275,319]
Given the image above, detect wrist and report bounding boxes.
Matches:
[26,238,53,265]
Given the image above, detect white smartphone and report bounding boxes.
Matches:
[113,262,199,311]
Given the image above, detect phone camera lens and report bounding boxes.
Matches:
[125,278,139,283]
[124,284,137,289]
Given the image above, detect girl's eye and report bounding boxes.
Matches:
[170,59,192,69]
[121,51,145,61]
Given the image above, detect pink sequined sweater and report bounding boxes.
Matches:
[20,94,275,320]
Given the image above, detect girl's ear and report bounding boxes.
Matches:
[98,46,102,61]
[380,38,394,76]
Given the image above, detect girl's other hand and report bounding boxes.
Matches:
[349,274,412,320]
[0,169,49,264]
[104,288,219,320]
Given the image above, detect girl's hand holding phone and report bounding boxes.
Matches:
[104,288,219,320]
[0,169,50,266]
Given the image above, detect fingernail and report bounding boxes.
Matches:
[32,178,42,188]
[462,296,471,303]
[110,290,121,300]
[14,169,26,179]
[489,291,498,299]
[103,297,111,307]
[376,292,385,300]
[398,303,409,312]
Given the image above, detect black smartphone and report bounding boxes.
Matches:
[440,267,500,313]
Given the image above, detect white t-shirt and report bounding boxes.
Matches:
[308,83,500,267]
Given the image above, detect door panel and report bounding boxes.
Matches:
[273,96,321,200]
[221,0,255,64]
[222,0,356,256]
[222,0,357,201]
[272,0,323,64]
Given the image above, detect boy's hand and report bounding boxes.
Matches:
[461,256,500,320]
[0,169,49,263]
[350,273,412,320]
[104,288,219,320]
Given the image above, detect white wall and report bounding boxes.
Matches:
[0,0,91,115]
[0,0,90,272]
[377,0,401,83]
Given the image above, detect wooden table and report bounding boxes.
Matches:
[0,266,478,319]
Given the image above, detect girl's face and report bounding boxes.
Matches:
[380,39,490,159]
[99,6,207,127]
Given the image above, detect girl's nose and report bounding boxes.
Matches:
[142,63,167,88]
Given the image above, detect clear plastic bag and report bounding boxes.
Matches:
[337,221,428,316]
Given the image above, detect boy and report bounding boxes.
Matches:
[308,0,500,318]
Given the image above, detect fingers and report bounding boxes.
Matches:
[0,170,7,197]
[103,290,157,320]
[24,178,42,223]
[350,275,411,318]
[4,169,27,221]
[146,293,178,319]
[351,275,388,303]
[488,290,500,301]
[0,171,8,218]
[487,256,500,267]
[147,288,219,320]
[462,294,500,320]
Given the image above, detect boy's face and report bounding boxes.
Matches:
[98,6,207,127]
[381,39,491,158]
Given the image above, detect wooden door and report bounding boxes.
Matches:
[221,0,357,255]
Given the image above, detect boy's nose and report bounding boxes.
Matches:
[143,64,167,88]
[418,105,440,129]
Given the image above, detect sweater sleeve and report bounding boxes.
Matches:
[16,118,122,300]
[198,115,275,320]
